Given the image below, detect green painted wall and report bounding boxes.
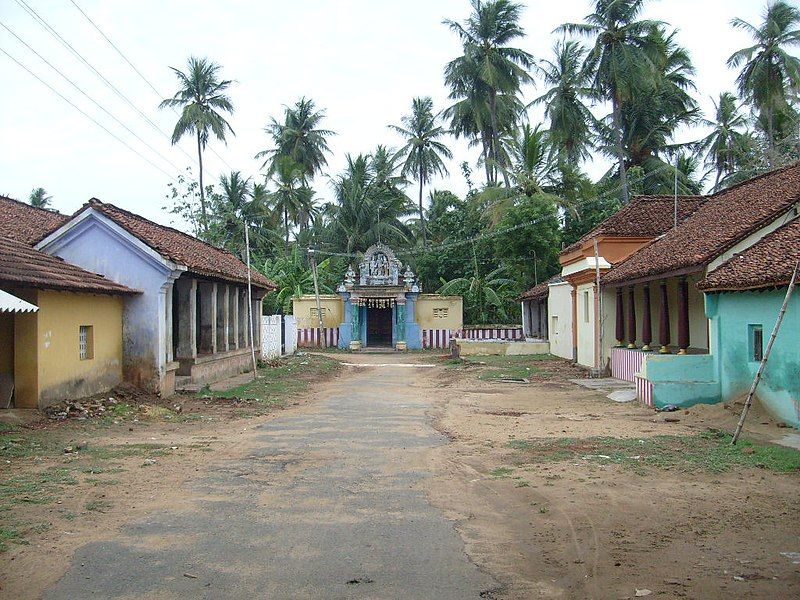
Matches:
[708,290,800,428]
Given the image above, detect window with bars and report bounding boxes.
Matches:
[750,324,763,362]
[79,325,94,360]
[433,307,449,319]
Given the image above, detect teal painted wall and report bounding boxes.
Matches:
[643,353,719,408]
[710,290,800,428]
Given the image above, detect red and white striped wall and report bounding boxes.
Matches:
[454,327,524,341]
[610,347,646,383]
[297,327,339,348]
[423,329,453,349]
[635,375,654,407]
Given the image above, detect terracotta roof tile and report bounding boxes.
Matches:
[70,199,276,289]
[0,195,68,244]
[520,276,563,301]
[562,194,707,255]
[604,162,800,285]
[0,235,138,295]
[698,217,800,292]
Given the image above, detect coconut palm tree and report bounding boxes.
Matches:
[255,97,334,181]
[698,92,751,190]
[558,0,660,203]
[390,97,452,245]
[728,1,800,165]
[268,155,308,253]
[160,57,235,233]
[534,40,596,166]
[444,0,533,186]
[28,187,52,209]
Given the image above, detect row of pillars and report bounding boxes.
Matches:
[615,278,690,355]
[174,277,260,359]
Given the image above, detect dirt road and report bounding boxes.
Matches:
[43,354,498,599]
[3,352,798,599]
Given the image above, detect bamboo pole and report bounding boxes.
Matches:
[308,247,326,348]
[244,222,258,380]
[731,261,799,444]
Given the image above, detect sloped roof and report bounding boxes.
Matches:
[562,194,707,255]
[519,275,564,301]
[0,235,138,295]
[0,195,68,244]
[698,217,800,292]
[62,199,276,290]
[604,162,800,285]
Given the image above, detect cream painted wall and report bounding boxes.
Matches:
[576,283,596,368]
[12,289,40,408]
[416,295,463,330]
[547,282,573,360]
[292,295,344,329]
[36,291,124,407]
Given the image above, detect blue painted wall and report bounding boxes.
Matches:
[38,214,178,390]
[708,290,800,428]
[405,293,422,349]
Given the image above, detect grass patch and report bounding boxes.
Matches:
[209,354,340,404]
[85,499,112,512]
[490,467,515,478]
[0,467,77,506]
[506,430,800,474]
[0,526,22,552]
[0,422,18,433]
[442,354,559,380]
[0,431,64,460]
[83,443,168,460]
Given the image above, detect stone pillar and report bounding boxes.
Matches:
[350,300,361,350]
[570,287,578,362]
[252,298,262,350]
[395,301,406,350]
[641,284,652,351]
[217,284,228,352]
[677,277,690,354]
[238,288,247,348]
[165,283,174,363]
[198,281,217,354]
[615,287,625,346]
[627,286,637,349]
[230,286,239,350]
[175,277,197,359]
[659,280,671,354]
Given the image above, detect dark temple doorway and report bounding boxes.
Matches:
[367,306,393,347]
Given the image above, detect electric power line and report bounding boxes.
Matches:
[0,20,183,175]
[66,0,237,173]
[13,0,198,168]
[0,46,178,180]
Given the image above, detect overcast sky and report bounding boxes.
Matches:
[0,0,773,229]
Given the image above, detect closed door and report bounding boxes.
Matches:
[367,307,393,347]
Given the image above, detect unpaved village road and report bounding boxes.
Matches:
[45,355,499,599]
[6,351,797,599]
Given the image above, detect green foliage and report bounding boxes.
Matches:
[261,245,338,314]
[28,187,52,209]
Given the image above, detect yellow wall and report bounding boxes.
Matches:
[0,312,13,373]
[292,295,344,328]
[415,295,463,330]
[12,289,40,408]
[35,291,124,408]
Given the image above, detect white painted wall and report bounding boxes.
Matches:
[261,315,282,360]
[576,283,596,368]
[547,282,573,360]
[283,315,297,355]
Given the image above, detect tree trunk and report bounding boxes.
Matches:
[488,89,510,187]
[481,131,493,185]
[418,168,427,246]
[612,95,630,204]
[766,106,775,168]
[197,131,208,234]
[284,206,289,255]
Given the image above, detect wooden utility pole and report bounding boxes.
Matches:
[308,247,326,348]
[244,222,258,379]
[732,261,799,444]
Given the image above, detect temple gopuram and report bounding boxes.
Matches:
[292,243,463,350]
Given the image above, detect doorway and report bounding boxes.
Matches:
[367,306,393,347]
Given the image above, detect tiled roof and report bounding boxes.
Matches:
[0,235,138,295]
[519,276,564,301]
[66,199,276,289]
[604,162,800,285]
[698,217,800,292]
[562,194,707,255]
[0,195,68,244]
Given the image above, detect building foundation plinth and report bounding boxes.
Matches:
[349,340,362,351]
